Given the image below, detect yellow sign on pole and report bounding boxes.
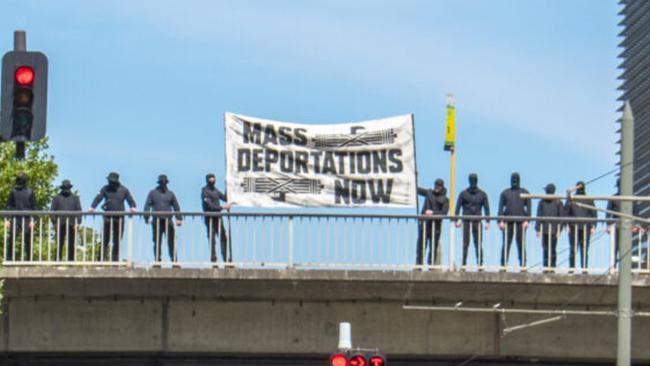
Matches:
[444,98,456,151]
[444,93,456,214]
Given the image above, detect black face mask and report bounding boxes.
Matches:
[511,173,520,189]
[207,179,216,188]
[61,188,72,196]
[158,183,168,192]
[108,180,120,189]
[468,174,478,191]
[16,176,27,189]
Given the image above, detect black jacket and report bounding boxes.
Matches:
[418,187,449,217]
[50,193,82,225]
[6,186,37,217]
[535,199,563,233]
[455,188,490,219]
[91,184,136,212]
[498,188,531,219]
[144,188,182,221]
[564,196,597,229]
[202,185,227,212]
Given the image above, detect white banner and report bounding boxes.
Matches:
[225,113,417,208]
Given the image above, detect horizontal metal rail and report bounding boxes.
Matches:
[0,212,645,274]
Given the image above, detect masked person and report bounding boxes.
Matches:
[498,172,531,269]
[416,179,449,267]
[535,183,563,270]
[564,181,597,271]
[144,175,182,263]
[606,179,644,267]
[4,172,37,261]
[202,174,232,264]
[455,173,490,268]
[50,180,82,261]
[90,172,137,261]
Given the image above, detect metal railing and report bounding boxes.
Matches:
[0,211,647,274]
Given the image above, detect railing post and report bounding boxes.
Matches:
[449,222,455,271]
[127,215,133,266]
[287,216,294,269]
[610,224,616,274]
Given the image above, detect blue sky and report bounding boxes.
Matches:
[0,0,622,213]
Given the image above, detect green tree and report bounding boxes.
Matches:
[0,139,58,260]
[0,139,58,209]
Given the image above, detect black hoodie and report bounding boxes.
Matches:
[418,186,449,216]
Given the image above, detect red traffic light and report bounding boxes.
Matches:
[15,66,34,86]
[350,354,367,366]
[330,353,348,366]
[369,355,386,366]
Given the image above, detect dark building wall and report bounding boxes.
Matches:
[619,0,650,216]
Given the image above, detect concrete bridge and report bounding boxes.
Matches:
[0,266,649,365]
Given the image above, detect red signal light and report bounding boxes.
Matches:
[350,354,367,366]
[15,66,34,86]
[369,355,385,366]
[330,353,349,366]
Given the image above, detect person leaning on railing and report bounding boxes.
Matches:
[50,179,82,262]
[3,172,37,261]
[564,181,597,272]
[89,172,137,262]
[606,178,646,267]
[415,178,449,267]
[535,183,563,271]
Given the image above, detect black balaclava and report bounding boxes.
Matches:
[511,172,520,190]
[468,174,478,193]
[434,179,444,195]
[60,180,73,197]
[15,173,27,189]
[206,174,216,188]
[576,181,586,195]
[157,175,169,192]
[107,172,120,189]
[544,183,556,202]
[544,183,556,195]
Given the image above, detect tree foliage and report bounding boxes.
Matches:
[0,139,58,209]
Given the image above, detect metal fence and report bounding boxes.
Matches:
[0,211,648,274]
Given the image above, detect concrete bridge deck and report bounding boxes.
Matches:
[0,267,649,365]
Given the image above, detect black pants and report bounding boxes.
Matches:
[152,218,176,262]
[569,226,591,269]
[102,217,124,261]
[415,220,442,265]
[501,222,525,267]
[541,233,558,268]
[55,222,76,261]
[205,217,229,263]
[6,217,32,261]
[462,221,483,266]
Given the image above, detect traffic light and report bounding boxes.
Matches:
[330,353,348,366]
[368,355,386,366]
[330,352,385,366]
[1,50,48,142]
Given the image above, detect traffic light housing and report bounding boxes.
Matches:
[1,50,48,142]
[330,352,385,366]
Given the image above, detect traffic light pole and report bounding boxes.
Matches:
[14,30,26,160]
[617,101,634,366]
